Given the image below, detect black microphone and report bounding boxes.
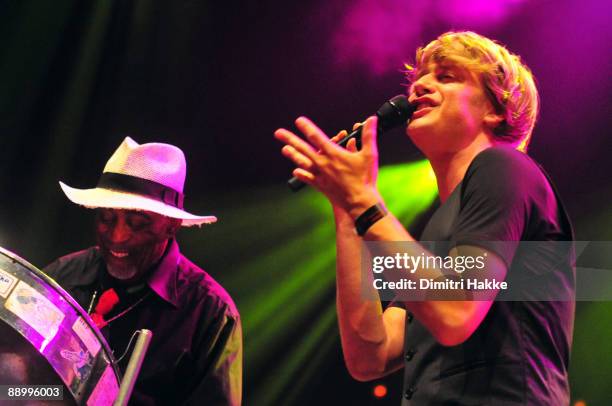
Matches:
[287,95,416,192]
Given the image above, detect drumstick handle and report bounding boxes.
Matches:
[114,329,153,406]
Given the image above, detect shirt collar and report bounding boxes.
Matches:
[146,239,181,308]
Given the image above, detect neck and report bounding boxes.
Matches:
[429,134,495,202]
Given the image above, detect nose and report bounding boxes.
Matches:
[108,218,131,244]
[408,74,434,103]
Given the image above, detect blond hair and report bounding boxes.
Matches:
[406,31,539,151]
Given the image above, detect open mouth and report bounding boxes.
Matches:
[410,97,438,120]
[412,105,435,119]
[416,103,433,110]
[109,250,129,258]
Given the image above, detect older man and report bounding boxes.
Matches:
[275,31,574,404]
[45,137,242,405]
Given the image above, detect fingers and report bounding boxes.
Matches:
[330,130,348,144]
[274,128,319,161]
[295,117,336,155]
[352,122,362,131]
[281,145,314,170]
[361,116,378,155]
[276,117,361,175]
[346,138,358,153]
[292,168,315,184]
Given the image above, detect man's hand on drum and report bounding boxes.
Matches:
[274,116,382,218]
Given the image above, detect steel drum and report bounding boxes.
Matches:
[0,247,120,405]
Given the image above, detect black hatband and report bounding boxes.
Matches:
[97,172,184,209]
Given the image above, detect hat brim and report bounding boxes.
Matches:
[60,182,217,227]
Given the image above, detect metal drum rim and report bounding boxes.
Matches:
[0,245,122,381]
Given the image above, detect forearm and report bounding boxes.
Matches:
[345,198,494,347]
[334,206,401,379]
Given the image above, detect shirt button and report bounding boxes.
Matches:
[404,386,417,399]
[407,312,414,323]
[405,348,417,361]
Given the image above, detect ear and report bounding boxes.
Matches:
[483,112,504,132]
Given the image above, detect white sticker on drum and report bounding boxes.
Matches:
[73,317,101,357]
[4,280,65,342]
[0,267,18,298]
[87,363,119,406]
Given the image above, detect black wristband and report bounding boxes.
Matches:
[355,203,388,236]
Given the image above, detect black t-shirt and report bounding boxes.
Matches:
[395,146,574,405]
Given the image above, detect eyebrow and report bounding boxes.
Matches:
[415,66,430,79]
[412,63,461,85]
[415,62,451,78]
[436,61,463,72]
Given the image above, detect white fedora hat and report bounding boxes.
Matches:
[59,136,217,227]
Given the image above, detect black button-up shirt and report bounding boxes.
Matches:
[44,240,242,405]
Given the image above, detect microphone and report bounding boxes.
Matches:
[287,95,416,192]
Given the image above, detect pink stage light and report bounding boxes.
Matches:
[330,0,527,76]
[435,0,526,27]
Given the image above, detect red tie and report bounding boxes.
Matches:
[91,288,119,329]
